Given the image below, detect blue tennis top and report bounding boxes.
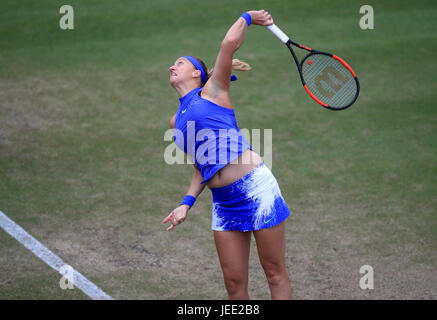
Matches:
[173,87,252,184]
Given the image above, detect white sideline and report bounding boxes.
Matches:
[0,210,113,300]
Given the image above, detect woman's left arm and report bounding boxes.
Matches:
[162,163,206,231]
[203,10,273,97]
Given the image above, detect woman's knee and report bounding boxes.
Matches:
[262,263,289,286]
[223,273,248,294]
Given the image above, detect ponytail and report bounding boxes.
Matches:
[192,56,252,87]
[207,58,252,79]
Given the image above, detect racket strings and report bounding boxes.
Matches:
[301,54,357,108]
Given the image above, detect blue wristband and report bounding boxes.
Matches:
[180,195,196,208]
[240,12,251,26]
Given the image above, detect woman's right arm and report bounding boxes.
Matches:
[203,10,273,98]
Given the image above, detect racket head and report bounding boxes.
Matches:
[299,52,359,110]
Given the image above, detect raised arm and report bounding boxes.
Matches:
[202,10,273,101]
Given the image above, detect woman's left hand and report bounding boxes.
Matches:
[163,205,189,231]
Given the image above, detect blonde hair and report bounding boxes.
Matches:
[191,56,251,86]
[207,58,252,78]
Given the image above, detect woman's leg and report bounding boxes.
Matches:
[214,230,252,300]
[253,220,292,299]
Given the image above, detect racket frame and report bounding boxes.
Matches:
[268,24,360,111]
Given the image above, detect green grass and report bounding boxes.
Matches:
[0,0,436,299]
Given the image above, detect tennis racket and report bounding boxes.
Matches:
[267,24,359,111]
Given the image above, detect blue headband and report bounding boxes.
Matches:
[182,56,207,84]
[181,56,237,84]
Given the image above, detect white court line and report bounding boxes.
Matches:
[0,210,113,300]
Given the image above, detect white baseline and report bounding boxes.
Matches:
[0,210,113,300]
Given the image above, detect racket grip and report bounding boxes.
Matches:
[267,24,289,43]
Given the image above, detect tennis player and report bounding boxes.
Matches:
[163,10,292,300]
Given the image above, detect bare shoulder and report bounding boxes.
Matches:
[170,113,176,129]
[201,81,233,109]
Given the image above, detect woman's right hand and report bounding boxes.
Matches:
[249,10,274,26]
[163,205,189,231]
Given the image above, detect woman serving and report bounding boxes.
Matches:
[163,10,292,300]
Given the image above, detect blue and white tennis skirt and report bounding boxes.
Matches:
[210,162,291,232]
